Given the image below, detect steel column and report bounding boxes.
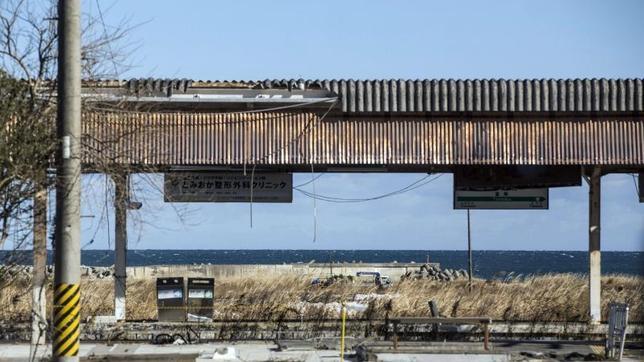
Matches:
[467,209,473,292]
[588,167,601,323]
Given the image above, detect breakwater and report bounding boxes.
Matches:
[126,262,443,280]
[1,262,470,281]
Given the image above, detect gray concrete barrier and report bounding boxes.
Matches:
[126,262,440,280]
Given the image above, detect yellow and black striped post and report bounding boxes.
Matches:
[53,283,80,358]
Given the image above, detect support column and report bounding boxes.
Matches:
[588,167,601,323]
[30,186,47,357]
[114,174,128,320]
[467,209,473,292]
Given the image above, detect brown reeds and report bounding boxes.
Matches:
[0,273,641,323]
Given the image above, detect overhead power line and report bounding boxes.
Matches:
[224,97,338,115]
[294,173,325,188]
[294,174,443,203]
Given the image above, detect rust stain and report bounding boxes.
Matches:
[82,112,644,167]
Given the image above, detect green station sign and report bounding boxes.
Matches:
[454,188,549,210]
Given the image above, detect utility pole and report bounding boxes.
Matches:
[53,0,82,360]
[467,209,472,292]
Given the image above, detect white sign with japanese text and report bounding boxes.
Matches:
[164,172,292,203]
[188,289,214,299]
[157,289,183,300]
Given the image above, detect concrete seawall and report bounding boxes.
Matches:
[126,262,439,280]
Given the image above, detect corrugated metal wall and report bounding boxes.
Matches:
[82,111,644,167]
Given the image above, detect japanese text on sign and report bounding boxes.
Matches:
[454,188,548,210]
[164,172,292,203]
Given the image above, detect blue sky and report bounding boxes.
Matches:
[76,0,644,251]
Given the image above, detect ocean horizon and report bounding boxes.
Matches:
[2,249,642,279]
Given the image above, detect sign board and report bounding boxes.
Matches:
[454,166,580,189]
[157,289,183,300]
[188,289,214,299]
[454,188,548,210]
[164,172,292,203]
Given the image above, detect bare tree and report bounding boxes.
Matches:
[0,0,140,358]
[0,0,138,271]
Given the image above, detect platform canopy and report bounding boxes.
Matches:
[78,78,643,324]
[81,78,644,172]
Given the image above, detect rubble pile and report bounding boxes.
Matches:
[401,264,469,282]
[0,265,34,279]
[81,265,114,279]
[0,265,115,279]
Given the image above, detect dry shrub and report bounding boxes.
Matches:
[0,278,113,322]
[0,274,641,323]
[389,274,643,322]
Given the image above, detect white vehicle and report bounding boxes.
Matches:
[356,272,391,288]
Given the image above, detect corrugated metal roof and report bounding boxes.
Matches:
[114,78,644,114]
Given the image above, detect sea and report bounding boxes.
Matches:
[1,250,642,279]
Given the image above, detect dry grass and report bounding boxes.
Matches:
[1,273,641,323]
